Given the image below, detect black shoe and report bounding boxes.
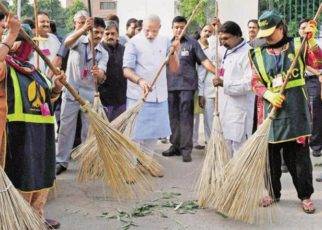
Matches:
[312,150,322,157]
[194,145,205,150]
[162,146,180,157]
[182,154,192,162]
[45,218,60,229]
[56,164,67,175]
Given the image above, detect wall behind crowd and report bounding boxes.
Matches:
[218,0,258,38]
[117,0,178,37]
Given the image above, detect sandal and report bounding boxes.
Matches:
[302,199,315,214]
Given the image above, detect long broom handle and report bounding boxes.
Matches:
[87,0,96,67]
[0,3,87,107]
[33,0,39,69]
[269,3,322,118]
[145,0,206,98]
[87,0,100,96]
[214,0,219,114]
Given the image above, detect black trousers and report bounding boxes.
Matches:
[268,141,313,200]
[306,76,322,151]
[168,90,194,156]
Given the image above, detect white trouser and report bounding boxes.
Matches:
[56,97,89,167]
[203,97,215,142]
[193,114,200,146]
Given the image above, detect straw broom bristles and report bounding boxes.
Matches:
[79,103,153,199]
[73,97,163,183]
[0,167,47,230]
[211,117,275,224]
[196,113,231,208]
[111,99,144,137]
[196,0,231,208]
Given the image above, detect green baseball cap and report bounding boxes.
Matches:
[257,10,283,38]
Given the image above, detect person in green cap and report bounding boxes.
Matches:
[250,10,322,214]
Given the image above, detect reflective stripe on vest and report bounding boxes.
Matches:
[7,67,55,124]
[254,38,305,92]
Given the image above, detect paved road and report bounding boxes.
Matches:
[46,142,322,230]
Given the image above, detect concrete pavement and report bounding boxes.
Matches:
[46,142,322,230]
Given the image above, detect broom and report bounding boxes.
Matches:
[0,166,47,229]
[0,3,153,199]
[196,0,231,208]
[212,4,322,224]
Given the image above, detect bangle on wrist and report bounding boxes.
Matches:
[1,42,12,51]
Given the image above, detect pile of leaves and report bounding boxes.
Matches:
[101,192,200,229]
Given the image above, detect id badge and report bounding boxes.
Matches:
[272,74,283,88]
[42,49,51,56]
[40,103,50,116]
[218,67,225,77]
[181,50,189,56]
[81,67,89,79]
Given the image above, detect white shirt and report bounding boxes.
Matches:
[197,41,217,98]
[123,32,170,102]
[218,40,255,142]
[30,33,61,73]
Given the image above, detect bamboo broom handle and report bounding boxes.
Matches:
[87,0,96,67]
[0,3,87,107]
[214,0,220,114]
[269,3,322,117]
[145,0,206,98]
[33,0,39,69]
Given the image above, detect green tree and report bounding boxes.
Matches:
[11,0,67,35]
[65,0,86,33]
[178,0,216,34]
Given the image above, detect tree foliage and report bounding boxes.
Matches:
[178,0,216,34]
[9,0,86,36]
[65,0,86,32]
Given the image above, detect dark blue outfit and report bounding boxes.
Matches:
[167,36,207,157]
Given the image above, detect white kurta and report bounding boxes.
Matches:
[29,33,61,74]
[218,41,255,150]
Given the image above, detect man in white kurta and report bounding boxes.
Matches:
[213,21,255,155]
[29,12,60,73]
[123,15,179,150]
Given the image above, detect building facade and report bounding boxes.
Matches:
[63,0,117,17]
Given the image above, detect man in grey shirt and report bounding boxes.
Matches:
[163,16,217,162]
[55,17,108,175]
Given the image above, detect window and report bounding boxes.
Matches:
[100,1,116,10]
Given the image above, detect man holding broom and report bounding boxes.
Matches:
[55,16,108,175]
[250,10,322,213]
[123,14,180,155]
[213,21,255,154]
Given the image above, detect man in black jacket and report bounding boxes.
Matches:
[99,20,127,121]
